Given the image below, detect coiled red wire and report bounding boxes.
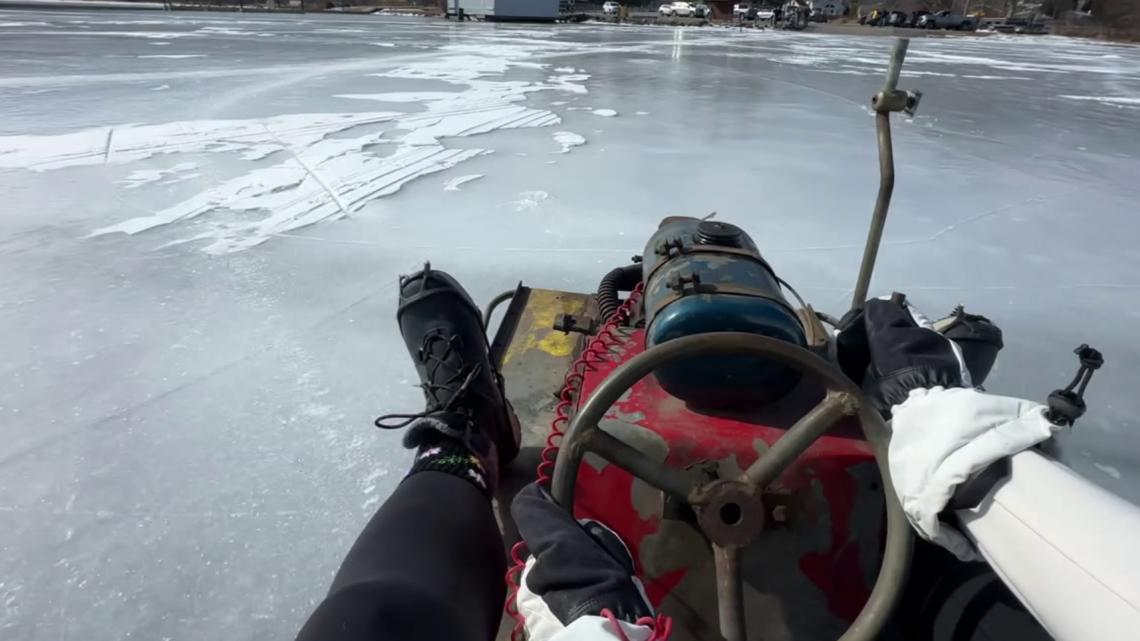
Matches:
[504,284,649,641]
[536,283,644,486]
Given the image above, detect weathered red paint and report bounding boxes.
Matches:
[798,455,873,621]
[570,329,880,621]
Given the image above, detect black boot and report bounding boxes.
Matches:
[376,263,520,493]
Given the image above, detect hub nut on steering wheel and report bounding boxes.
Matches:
[693,480,766,548]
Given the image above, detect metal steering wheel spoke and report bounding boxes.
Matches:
[741,390,859,490]
[584,429,697,501]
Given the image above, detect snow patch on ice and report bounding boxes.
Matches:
[552,131,585,153]
[513,190,549,211]
[635,111,650,116]
[962,74,1032,80]
[137,54,207,59]
[546,73,590,95]
[337,91,458,103]
[903,70,958,78]
[592,109,617,117]
[443,174,483,191]
[38,30,205,39]
[152,84,170,91]
[1094,463,1123,480]
[0,42,600,253]
[372,42,397,47]
[1059,95,1140,107]
[0,112,396,172]
[118,162,199,189]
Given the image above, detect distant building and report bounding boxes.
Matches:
[446,0,561,21]
[809,0,846,16]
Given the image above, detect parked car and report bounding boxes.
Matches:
[693,3,711,18]
[670,1,695,17]
[917,10,977,30]
[603,1,620,15]
[993,17,1047,34]
[733,3,751,19]
[885,10,908,27]
[658,2,674,16]
[755,7,775,21]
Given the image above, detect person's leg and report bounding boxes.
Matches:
[296,471,505,641]
[296,264,521,641]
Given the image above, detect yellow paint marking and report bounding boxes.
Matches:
[501,289,587,366]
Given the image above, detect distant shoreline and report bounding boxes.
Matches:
[3,0,1137,46]
[0,0,166,9]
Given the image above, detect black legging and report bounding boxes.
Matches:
[296,471,506,641]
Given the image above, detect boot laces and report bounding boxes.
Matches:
[374,329,483,430]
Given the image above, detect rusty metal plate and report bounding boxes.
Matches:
[491,287,593,552]
[493,287,592,448]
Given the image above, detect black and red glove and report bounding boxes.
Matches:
[508,483,670,641]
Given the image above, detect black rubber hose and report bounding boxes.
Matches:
[596,264,642,321]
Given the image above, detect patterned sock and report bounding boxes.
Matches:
[408,438,491,499]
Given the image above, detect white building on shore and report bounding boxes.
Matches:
[809,0,848,17]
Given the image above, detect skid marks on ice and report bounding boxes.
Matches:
[0,47,596,253]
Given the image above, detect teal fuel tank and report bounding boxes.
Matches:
[642,217,806,408]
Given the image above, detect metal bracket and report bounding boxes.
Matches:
[553,312,598,335]
[872,89,923,116]
[654,237,684,257]
[666,271,701,294]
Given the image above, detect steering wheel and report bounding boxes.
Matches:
[550,332,913,641]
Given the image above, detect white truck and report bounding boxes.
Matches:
[917,10,978,30]
[659,1,694,16]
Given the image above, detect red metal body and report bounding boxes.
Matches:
[568,327,886,638]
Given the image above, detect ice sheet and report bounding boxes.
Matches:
[2,11,1139,641]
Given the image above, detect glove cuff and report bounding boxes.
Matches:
[871,366,965,415]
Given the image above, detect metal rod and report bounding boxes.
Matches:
[741,392,852,490]
[882,38,909,93]
[483,288,517,329]
[588,430,694,500]
[714,545,746,641]
[851,38,909,309]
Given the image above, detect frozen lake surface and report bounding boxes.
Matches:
[1,9,1139,640]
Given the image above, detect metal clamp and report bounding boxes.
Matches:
[654,237,685,257]
[552,313,598,336]
[872,89,923,116]
[666,271,701,294]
